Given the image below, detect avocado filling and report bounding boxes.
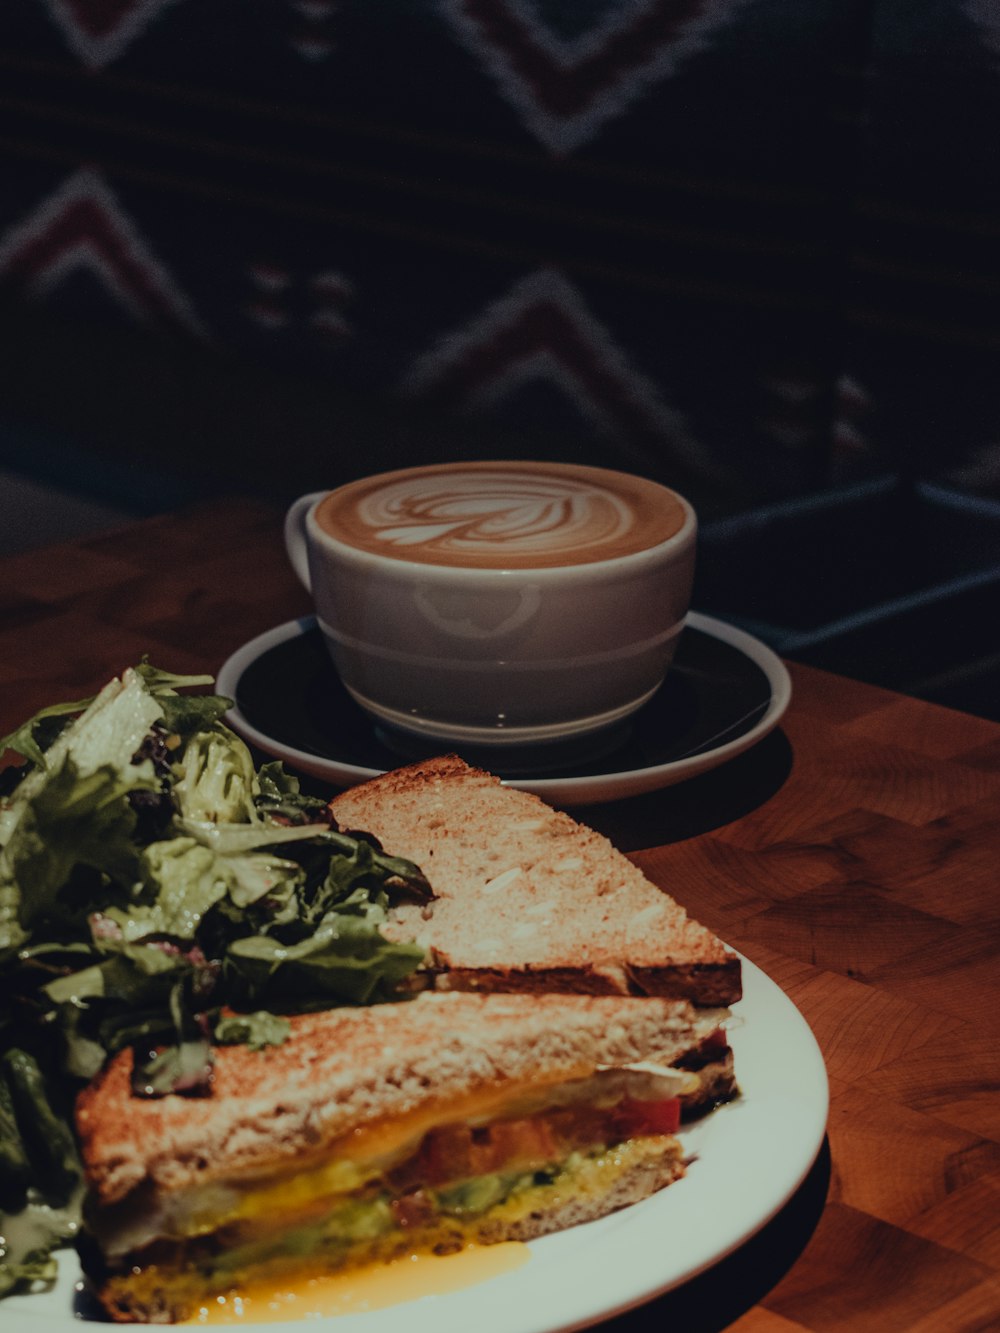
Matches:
[82,1071,703,1321]
[87,1134,679,1322]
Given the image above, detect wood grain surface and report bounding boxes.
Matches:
[2,497,998,1332]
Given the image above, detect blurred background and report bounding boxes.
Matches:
[1,0,999,717]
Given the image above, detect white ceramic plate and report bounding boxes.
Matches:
[10,955,828,1333]
[215,613,791,805]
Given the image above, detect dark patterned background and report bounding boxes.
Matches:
[1,1,998,713]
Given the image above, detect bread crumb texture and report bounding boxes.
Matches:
[331,756,737,990]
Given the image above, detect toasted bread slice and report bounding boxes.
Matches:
[77,991,714,1322]
[76,992,712,1207]
[330,755,740,1007]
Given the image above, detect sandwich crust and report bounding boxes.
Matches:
[330,755,740,1005]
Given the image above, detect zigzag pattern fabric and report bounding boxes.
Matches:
[0,1,997,511]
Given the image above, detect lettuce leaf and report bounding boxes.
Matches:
[0,1249,60,1300]
[0,696,96,772]
[0,662,432,1303]
[0,1051,85,1300]
[1,1051,81,1205]
[213,1010,291,1050]
[227,913,425,1007]
[0,756,155,958]
[172,724,259,825]
[0,1073,31,1211]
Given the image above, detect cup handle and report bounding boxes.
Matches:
[284,492,326,590]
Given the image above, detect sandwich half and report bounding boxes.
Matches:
[330,755,741,1008]
[76,991,724,1323]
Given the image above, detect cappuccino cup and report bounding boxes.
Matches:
[284,461,696,751]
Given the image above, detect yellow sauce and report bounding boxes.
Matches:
[182,1243,530,1324]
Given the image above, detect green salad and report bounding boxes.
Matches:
[0,663,430,1298]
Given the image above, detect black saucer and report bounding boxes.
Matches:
[217,613,791,804]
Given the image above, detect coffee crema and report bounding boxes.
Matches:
[314,462,688,569]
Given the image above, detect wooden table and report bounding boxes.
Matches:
[3,497,999,1332]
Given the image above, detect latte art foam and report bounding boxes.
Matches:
[316,463,688,569]
[358,476,628,556]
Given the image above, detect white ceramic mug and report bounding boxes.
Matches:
[284,461,696,750]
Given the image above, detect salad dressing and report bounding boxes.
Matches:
[183,1242,529,1323]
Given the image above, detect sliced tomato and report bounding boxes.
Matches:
[416,1124,475,1184]
[612,1095,682,1137]
[390,1095,682,1195]
[404,1119,542,1187]
[482,1115,559,1171]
